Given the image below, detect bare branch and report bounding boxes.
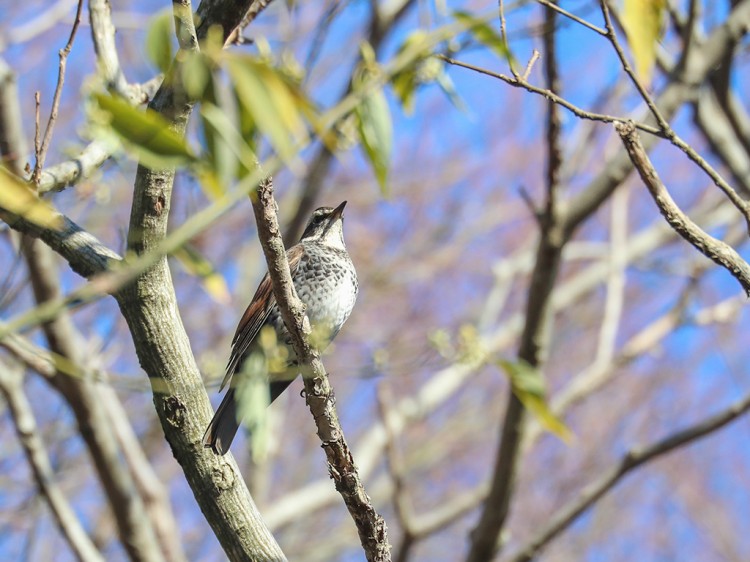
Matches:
[172,0,199,52]
[615,120,750,295]
[31,0,84,185]
[101,385,188,562]
[599,0,671,133]
[534,0,607,36]
[22,238,166,562]
[114,2,288,559]
[89,0,128,94]
[564,0,750,234]
[466,5,566,557]
[438,55,664,138]
[251,177,391,562]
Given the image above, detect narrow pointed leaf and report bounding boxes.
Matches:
[145,10,174,73]
[227,57,307,162]
[499,359,572,442]
[92,93,195,168]
[622,0,665,83]
[356,89,392,195]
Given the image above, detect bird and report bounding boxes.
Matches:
[203,201,358,455]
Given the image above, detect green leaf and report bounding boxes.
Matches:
[0,168,62,229]
[145,10,174,74]
[199,104,235,194]
[356,88,392,195]
[454,10,514,63]
[92,93,195,169]
[622,0,665,83]
[499,359,572,442]
[390,31,431,114]
[199,102,259,184]
[226,56,310,163]
[173,244,230,303]
[181,51,213,101]
[235,351,271,463]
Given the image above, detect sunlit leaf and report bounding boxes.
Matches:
[454,11,514,64]
[391,30,431,114]
[622,0,665,83]
[356,88,392,195]
[226,56,310,163]
[181,51,213,101]
[235,352,271,463]
[498,359,572,442]
[145,10,174,73]
[0,168,62,229]
[200,102,259,183]
[199,102,237,193]
[92,93,196,169]
[173,244,230,303]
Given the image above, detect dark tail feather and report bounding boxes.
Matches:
[204,377,297,455]
[270,378,295,403]
[203,387,239,456]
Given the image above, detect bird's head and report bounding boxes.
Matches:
[300,201,347,249]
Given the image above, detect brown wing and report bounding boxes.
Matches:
[219,244,306,391]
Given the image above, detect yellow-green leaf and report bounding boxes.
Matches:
[235,351,271,463]
[181,51,213,101]
[173,244,229,303]
[390,30,431,114]
[622,0,665,83]
[145,10,174,74]
[0,168,62,229]
[199,102,259,184]
[356,88,392,195]
[226,56,309,163]
[499,359,572,442]
[92,93,195,168]
[454,11,514,64]
[199,105,235,193]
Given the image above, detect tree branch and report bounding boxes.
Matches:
[615,120,750,295]
[466,4,566,558]
[22,238,166,562]
[112,1,287,559]
[31,0,84,184]
[251,177,391,562]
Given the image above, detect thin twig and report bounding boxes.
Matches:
[606,0,750,225]
[31,0,84,185]
[615,120,750,296]
[521,49,540,81]
[599,0,672,134]
[251,178,391,562]
[509,390,750,562]
[498,0,518,77]
[534,0,607,36]
[438,55,664,138]
[33,91,41,170]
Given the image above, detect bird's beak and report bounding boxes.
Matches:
[330,201,347,221]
